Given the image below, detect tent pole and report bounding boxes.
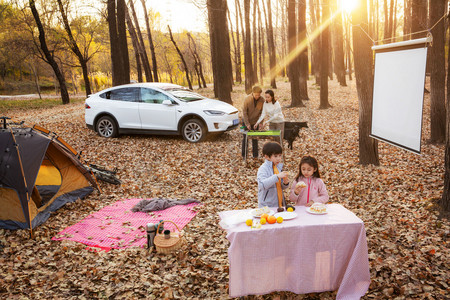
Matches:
[10,129,34,237]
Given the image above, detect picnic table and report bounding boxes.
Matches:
[218,204,370,299]
[241,129,284,162]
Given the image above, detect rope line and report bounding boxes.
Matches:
[352,12,448,46]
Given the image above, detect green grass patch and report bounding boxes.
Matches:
[0,97,84,110]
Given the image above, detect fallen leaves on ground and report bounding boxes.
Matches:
[0,79,448,299]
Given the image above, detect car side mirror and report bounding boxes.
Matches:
[162,100,174,106]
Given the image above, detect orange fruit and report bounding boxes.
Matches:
[276,216,283,223]
[260,218,267,225]
[260,213,269,220]
[267,215,277,224]
[245,219,253,226]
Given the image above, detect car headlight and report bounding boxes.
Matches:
[203,110,225,116]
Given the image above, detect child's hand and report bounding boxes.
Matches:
[294,185,303,195]
[277,171,288,179]
[305,201,314,207]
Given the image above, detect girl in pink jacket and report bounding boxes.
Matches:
[289,156,329,206]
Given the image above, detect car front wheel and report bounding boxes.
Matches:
[181,119,206,142]
[96,116,118,138]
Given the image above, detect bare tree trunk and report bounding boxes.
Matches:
[168,26,193,90]
[332,0,346,86]
[263,0,276,88]
[393,0,398,40]
[298,0,309,99]
[228,7,238,84]
[429,0,446,143]
[375,0,379,41]
[352,0,379,165]
[258,4,264,85]
[243,0,254,93]
[117,0,130,84]
[442,18,450,213]
[125,9,143,82]
[30,63,42,99]
[411,0,427,34]
[310,0,320,84]
[235,0,243,83]
[56,0,92,97]
[319,0,331,109]
[29,0,69,104]
[280,0,287,77]
[368,0,374,37]
[252,0,258,84]
[345,13,353,81]
[141,0,159,82]
[383,0,389,39]
[206,0,233,103]
[287,0,304,107]
[403,0,411,40]
[128,1,153,82]
[388,0,394,39]
[187,32,206,89]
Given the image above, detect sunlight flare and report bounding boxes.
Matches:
[341,0,357,13]
[266,8,342,83]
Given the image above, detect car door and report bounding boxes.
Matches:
[102,87,141,129]
[139,88,178,130]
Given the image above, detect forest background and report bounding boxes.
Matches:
[1,0,448,211]
[0,0,449,298]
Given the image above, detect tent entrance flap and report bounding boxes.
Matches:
[36,159,62,186]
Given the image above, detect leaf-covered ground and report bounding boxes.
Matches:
[1,79,448,299]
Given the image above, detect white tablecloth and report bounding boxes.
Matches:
[218,204,370,299]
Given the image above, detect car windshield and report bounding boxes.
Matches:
[164,88,205,102]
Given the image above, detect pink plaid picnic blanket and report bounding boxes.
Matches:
[52,198,200,251]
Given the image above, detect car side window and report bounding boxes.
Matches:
[140,88,172,104]
[100,88,139,102]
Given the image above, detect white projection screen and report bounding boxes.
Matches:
[371,38,430,154]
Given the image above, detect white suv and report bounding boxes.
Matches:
[84,83,239,142]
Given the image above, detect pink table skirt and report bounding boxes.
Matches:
[218,204,370,299]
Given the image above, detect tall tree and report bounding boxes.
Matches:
[167,26,192,90]
[243,0,254,93]
[331,0,346,86]
[411,0,427,34]
[383,0,389,39]
[128,0,153,82]
[252,0,258,84]
[298,0,309,99]
[403,0,411,40]
[443,18,450,213]
[228,7,238,84]
[140,0,158,82]
[234,0,242,83]
[56,0,92,97]
[309,0,320,83]
[107,0,130,86]
[287,0,304,107]
[352,0,379,165]
[206,0,233,103]
[319,0,331,109]
[388,0,394,39]
[187,33,207,88]
[257,3,264,85]
[29,0,70,104]
[429,0,446,143]
[263,0,276,88]
[124,7,143,82]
